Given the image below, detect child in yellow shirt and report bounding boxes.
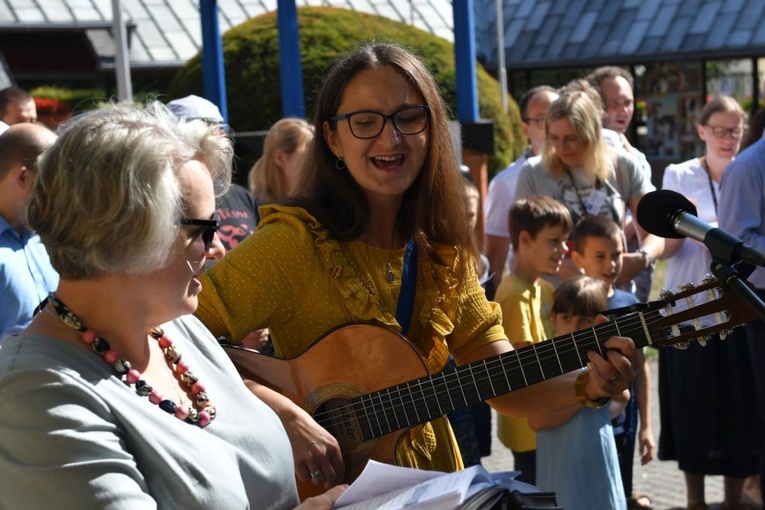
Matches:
[494,195,572,484]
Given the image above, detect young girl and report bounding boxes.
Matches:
[530,276,629,510]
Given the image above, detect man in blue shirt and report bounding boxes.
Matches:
[718,128,765,502]
[0,123,59,342]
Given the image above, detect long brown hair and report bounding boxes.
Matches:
[292,43,476,274]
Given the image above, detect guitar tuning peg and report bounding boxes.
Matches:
[679,283,702,331]
[702,274,716,285]
[660,289,674,300]
[720,329,731,340]
[673,341,689,350]
[697,335,710,347]
[679,282,695,291]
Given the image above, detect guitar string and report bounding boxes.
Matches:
[313,310,663,434]
[310,308,677,434]
[349,315,655,434]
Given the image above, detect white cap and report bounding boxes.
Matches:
[167,95,224,123]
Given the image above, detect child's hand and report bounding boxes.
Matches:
[638,427,656,465]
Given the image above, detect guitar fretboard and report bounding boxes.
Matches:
[351,312,651,441]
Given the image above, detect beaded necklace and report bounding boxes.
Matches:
[46,293,216,428]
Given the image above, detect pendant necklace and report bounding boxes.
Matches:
[385,259,395,283]
[364,235,398,283]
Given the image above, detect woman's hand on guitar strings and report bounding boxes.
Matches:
[283,403,345,489]
[585,334,638,401]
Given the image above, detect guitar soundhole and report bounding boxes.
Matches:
[315,398,376,478]
[315,397,364,445]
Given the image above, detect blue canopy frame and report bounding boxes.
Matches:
[198,0,479,123]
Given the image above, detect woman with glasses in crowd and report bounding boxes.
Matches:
[196,43,638,491]
[657,96,763,510]
[513,89,663,284]
[0,102,345,509]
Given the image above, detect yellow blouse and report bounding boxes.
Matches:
[196,205,506,472]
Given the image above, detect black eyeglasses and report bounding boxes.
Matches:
[179,217,219,250]
[330,105,430,139]
[524,116,546,128]
[704,124,742,140]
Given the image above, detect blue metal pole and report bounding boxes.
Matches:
[277,0,305,118]
[453,0,479,122]
[200,0,229,124]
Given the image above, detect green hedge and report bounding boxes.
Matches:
[168,6,524,176]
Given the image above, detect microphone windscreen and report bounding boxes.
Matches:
[636,189,698,239]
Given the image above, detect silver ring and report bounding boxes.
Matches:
[310,469,323,479]
[609,374,619,382]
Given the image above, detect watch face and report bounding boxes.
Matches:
[585,396,612,409]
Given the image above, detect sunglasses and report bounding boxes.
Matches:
[179,217,219,250]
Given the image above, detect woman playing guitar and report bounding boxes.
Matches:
[195,43,638,495]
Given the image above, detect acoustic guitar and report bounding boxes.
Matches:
[223,277,753,499]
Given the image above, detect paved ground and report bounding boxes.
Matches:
[481,358,729,509]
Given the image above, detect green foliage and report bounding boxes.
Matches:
[30,86,107,113]
[30,86,161,113]
[168,6,523,175]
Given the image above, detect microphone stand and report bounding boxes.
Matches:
[710,258,765,323]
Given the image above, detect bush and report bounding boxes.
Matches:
[30,86,107,113]
[168,6,524,176]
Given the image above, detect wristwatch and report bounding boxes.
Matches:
[574,369,612,409]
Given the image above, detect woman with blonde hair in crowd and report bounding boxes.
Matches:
[249,117,313,204]
[658,95,763,510]
[513,90,663,282]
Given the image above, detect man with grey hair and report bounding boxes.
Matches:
[0,123,59,342]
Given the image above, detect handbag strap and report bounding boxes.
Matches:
[395,239,418,337]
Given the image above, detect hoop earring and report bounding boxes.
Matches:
[335,157,346,170]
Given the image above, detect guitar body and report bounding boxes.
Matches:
[223,323,432,499]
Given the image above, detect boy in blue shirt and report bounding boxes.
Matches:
[571,215,655,509]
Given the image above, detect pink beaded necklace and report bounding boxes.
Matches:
[46,293,216,428]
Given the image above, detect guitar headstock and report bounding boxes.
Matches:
[643,275,754,348]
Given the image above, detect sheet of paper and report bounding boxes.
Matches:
[333,460,538,509]
[334,461,443,507]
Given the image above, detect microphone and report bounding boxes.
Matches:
[637,189,765,267]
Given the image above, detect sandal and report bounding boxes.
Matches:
[628,492,654,510]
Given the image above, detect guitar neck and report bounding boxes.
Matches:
[350,311,651,440]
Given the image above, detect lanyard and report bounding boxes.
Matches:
[395,240,417,337]
[565,168,602,218]
[700,158,719,215]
